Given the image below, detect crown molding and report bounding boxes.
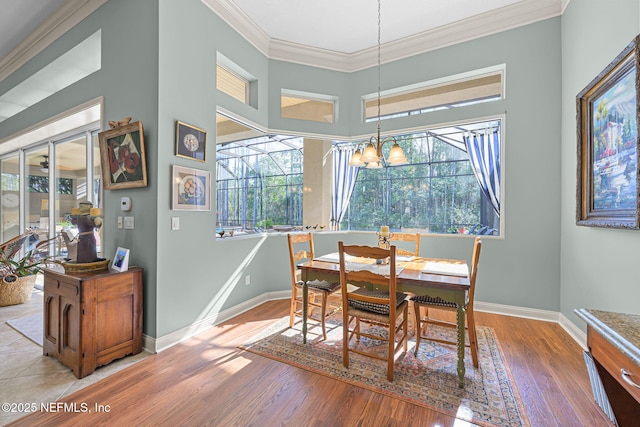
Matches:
[206,0,563,73]
[202,0,270,55]
[0,0,106,82]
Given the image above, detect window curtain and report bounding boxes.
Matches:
[331,147,359,230]
[463,129,501,216]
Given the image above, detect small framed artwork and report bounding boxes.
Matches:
[577,34,640,229]
[172,165,211,211]
[112,247,130,272]
[99,121,148,190]
[176,121,207,162]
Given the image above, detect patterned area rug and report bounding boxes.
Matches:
[241,313,529,427]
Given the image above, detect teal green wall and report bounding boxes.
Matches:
[0,0,161,336]
[153,3,563,337]
[560,0,640,327]
[2,0,571,340]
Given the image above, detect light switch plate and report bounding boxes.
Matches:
[124,216,134,229]
[117,216,123,229]
[171,217,180,230]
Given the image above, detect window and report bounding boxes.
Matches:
[27,176,73,193]
[216,64,248,103]
[364,65,504,122]
[216,52,257,108]
[281,90,336,123]
[340,119,501,235]
[216,113,303,230]
[216,114,501,237]
[0,127,101,256]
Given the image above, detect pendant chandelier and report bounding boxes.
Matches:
[349,0,407,169]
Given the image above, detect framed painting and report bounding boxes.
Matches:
[99,121,148,190]
[176,121,207,162]
[172,165,211,211]
[577,35,640,229]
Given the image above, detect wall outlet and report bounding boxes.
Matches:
[245,275,250,286]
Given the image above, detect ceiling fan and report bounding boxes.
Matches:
[40,155,49,172]
[38,155,74,172]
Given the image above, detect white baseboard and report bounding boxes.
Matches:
[475,301,560,322]
[144,295,586,353]
[558,312,587,350]
[475,301,587,349]
[144,290,290,353]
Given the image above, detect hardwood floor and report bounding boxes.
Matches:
[9,299,610,426]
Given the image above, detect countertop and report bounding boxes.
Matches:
[575,308,640,369]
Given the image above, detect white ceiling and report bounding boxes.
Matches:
[1,0,568,76]
[231,0,526,54]
[0,0,65,61]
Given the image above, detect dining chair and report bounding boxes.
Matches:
[385,232,420,257]
[338,242,409,381]
[288,232,340,340]
[411,237,482,367]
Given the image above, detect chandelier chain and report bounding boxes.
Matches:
[377,0,381,135]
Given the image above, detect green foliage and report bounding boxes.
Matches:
[343,136,488,233]
[0,233,55,278]
[0,249,46,277]
[256,219,273,229]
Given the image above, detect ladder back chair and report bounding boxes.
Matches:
[411,237,482,367]
[288,233,340,340]
[385,232,420,257]
[338,242,409,381]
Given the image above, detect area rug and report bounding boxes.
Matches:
[7,313,43,346]
[241,314,529,427]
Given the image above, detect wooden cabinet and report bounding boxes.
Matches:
[576,309,640,427]
[43,267,143,378]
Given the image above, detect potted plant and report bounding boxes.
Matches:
[0,232,53,306]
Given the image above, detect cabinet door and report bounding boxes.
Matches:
[43,290,59,356]
[58,295,81,371]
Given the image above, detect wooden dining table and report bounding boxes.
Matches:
[298,254,471,388]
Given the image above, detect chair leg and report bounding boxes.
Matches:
[413,303,421,356]
[387,321,395,381]
[342,309,350,368]
[320,292,328,340]
[402,305,408,352]
[289,286,298,328]
[467,309,479,367]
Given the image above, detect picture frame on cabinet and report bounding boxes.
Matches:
[112,247,130,272]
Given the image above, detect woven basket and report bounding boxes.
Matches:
[0,274,37,307]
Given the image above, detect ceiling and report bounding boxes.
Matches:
[1,0,568,75]
[228,0,537,54]
[0,0,65,62]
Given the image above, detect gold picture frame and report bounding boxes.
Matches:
[98,121,148,190]
[176,121,207,162]
[577,35,640,229]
